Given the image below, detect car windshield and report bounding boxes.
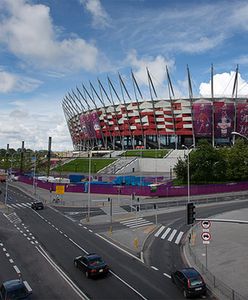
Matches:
[190,277,203,287]
[89,257,104,266]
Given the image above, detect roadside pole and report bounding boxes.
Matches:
[154,204,158,225]
[109,198,113,234]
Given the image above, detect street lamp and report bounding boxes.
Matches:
[32,154,37,196]
[182,144,194,203]
[87,145,98,222]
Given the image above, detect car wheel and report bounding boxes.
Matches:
[74,261,78,268]
[183,290,188,298]
[85,271,89,278]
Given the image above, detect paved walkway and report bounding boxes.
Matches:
[4,181,248,299]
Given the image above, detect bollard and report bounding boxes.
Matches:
[134,238,139,249]
[109,226,112,235]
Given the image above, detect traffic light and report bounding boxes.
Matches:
[187,202,196,225]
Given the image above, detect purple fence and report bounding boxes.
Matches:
[18,175,248,197]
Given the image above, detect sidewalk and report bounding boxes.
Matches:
[184,209,248,300]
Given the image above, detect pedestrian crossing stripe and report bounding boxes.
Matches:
[154,226,184,244]
[5,202,32,209]
[120,217,153,228]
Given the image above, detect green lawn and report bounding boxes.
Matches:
[54,158,116,173]
[122,149,169,158]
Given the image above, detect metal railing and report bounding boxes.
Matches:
[187,237,246,300]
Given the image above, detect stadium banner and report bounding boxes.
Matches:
[214,102,234,138]
[91,111,102,138]
[237,102,248,136]
[192,102,212,137]
[79,113,89,138]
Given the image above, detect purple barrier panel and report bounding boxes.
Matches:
[18,176,248,197]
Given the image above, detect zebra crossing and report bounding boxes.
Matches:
[154,225,184,245]
[101,205,128,215]
[4,212,22,224]
[6,202,32,210]
[120,217,154,229]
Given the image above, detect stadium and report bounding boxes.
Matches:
[62,67,248,150]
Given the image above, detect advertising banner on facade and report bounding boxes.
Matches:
[192,102,212,137]
[91,111,102,138]
[79,113,89,138]
[237,102,248,136]
[214,102,234,138]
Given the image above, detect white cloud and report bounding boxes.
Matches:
[79,0,110,28]
[0,70,42,93]
[199,71,248,97]
[0,0,99,72]
[127,50,174,88]
[0,95,73,151]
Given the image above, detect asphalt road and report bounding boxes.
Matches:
[2,184,248,299]
[1,186,185,299]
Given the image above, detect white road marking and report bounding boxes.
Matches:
[121,218,143,224]
[154,225,165,237]
[151,266,158,271]
[9,259,14,263]
[168,229,177,242]
[161,228,171,239]
[36,246,89,300]
[163,272,171,279]
[175,231,184,244]
[13,265,21,274]
[129,222,153,229]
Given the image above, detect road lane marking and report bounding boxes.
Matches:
[36,246,89,300]
[110,270,148,300]
[95,233,143,263]
[121,218,143,224]
[163,272,171,279]
[154,225,165,237]
[168,229,177,242]
[161,228,171,239]
[13,265,21,274]
[129,222,153,229]
[175,231,184,244]
[151,266,158,271]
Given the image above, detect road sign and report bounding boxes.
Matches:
[201,231,211,241]
[56,185,65,195]
[201,220,211,229]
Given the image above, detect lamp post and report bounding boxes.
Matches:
[182,144,194,203]
[87,146,98,222]
[32,154,37,196]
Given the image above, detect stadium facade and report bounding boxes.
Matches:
[62,67,248,150]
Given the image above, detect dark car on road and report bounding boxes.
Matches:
[31,201,44,210]
[74,253,109,278]
[171,267,206,298]
[0,279,32,299]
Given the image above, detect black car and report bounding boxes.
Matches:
[74,253,109,278]
[171,267,206,298]
[0,279,32,300]
[31,201,44,210]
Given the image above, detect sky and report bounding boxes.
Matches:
[1,0,248,151]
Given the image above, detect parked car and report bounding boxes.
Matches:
[31,201,44,210]
[171,267,206,298]
[74,253,109,278]
[0,279,32,299]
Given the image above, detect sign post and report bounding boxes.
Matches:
[201,231,211,270]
